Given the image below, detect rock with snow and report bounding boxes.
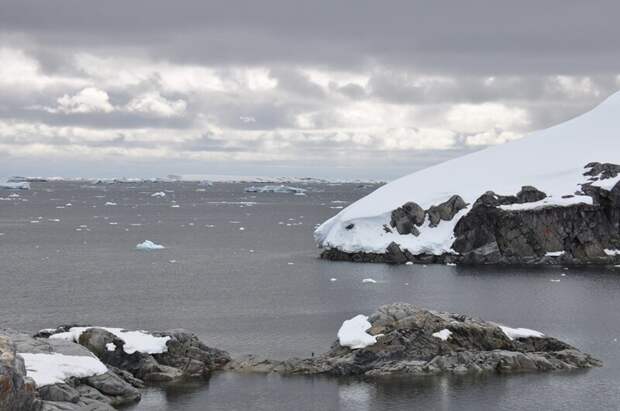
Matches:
[316,93,620,265]
[39,326,231,383]
[135,240,165,250]
[1,329,140,410]
[226,303,601,377]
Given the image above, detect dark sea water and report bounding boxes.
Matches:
[1,181,619,410]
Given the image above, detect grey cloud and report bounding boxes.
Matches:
[3,0,620,75]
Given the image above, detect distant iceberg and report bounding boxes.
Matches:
[244,185,307,194]
[136,240,165,250]
[0,180,30,190]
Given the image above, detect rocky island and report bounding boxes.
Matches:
[315,93,620,265]
[0,304,601,410]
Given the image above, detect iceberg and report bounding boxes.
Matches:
[136,240,165,250]
[244,185,307,194]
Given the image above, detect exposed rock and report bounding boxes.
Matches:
[320,165,620,265]
[0,335,39,411]
[390,201,425,235]
[41,326,231,385]
[516,186,547,203]
[228,303,601,377]
[453,179,620,264]
[427,195,467,227]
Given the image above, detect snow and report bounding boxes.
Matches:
[244,185,307,194]
[20,353,108,387]
[499,326,544,340]
[590,175,620,191]
[604,249,620,256]
[545,251,566,257]
[315,92,620,255]
[498,195,592,211]
[50,327,171,354]
[151,191,166,197]
[432,329,452,341]
[337,315,379,349]
[136,240,165,250]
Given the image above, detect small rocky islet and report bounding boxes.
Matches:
[1,303,601,410]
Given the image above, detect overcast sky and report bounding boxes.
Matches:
[1,0,619,179]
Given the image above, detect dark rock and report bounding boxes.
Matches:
[427,195,467,227]
[38,383,80,403]
[584,162,620,180]
[390,201,425,235]
[516,186,547,203]
[85,372,141,406]
[227,303,601,377]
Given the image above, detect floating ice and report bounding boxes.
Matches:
[136,240,165,250]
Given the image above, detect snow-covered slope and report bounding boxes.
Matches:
[315,92,620,255]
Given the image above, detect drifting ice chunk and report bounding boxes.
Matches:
[136,240,165,250]
[337,314,379,349]
[151,192,166,197]
[244,185,307,194]
[0,180,30,190]
[362,278,377,283]
[19,353,108,387]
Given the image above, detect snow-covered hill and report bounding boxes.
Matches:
[315,92,620,263]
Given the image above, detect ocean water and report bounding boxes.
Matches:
[1,181,619,410]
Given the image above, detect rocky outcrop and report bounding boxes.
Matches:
[321,163,620,265]
[1,326,231,410]
[37,326,231,384]
[0,336,38,411]
[227,303,601,377]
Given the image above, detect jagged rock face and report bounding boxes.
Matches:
[0,336,38,411]
[226,303,601,377]
[453,180,620,264]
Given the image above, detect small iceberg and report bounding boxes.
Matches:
[136,240,165,250]
[151,192,166,198]
[0,180,30,190]
[244,185,307,194]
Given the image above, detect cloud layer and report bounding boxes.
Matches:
[1,1,619,178]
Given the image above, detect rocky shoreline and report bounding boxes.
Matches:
[1,304,601,410]
[320,163,620,265]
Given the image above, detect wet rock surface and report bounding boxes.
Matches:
[226,303,601,377]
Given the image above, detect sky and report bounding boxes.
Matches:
[1,0,619,180]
